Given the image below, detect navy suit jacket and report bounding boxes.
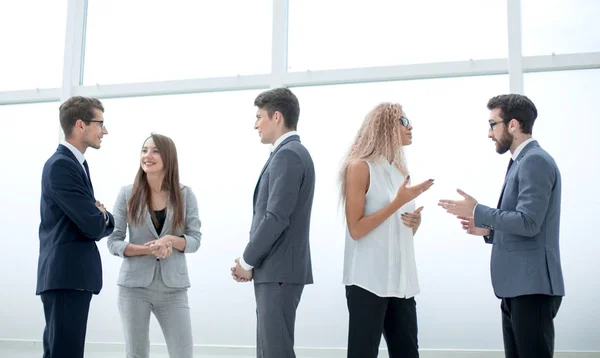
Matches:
[36,144,115,295]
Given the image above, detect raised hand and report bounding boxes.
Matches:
[396,176,434,204]
[438,189,478,218]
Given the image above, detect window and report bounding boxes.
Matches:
[0,1,67,91]
[84,0,273,85]
[288,0,508,71]
[522,0,600,56]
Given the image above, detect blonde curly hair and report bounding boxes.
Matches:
[339,102,409,204]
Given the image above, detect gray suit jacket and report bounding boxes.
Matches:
[474,140,564,298]
[106,184,201,288]
[243,135,315,284]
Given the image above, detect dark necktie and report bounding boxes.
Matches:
[497,158,514,208]
[83,160,93,190]
[505,158,514,178]
[83,160,90,177]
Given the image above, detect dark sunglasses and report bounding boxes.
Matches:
[399,116,411,127]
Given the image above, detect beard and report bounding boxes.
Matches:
[495,128,513,154]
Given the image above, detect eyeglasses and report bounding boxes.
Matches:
[83,119,106,130]
[489,121,503,130]
[399,116,411,127]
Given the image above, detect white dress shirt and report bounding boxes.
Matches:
[342,159,419,298]
[511,137,535,160]
[239,131,299,271]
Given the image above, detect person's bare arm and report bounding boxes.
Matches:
[345,160,433,240]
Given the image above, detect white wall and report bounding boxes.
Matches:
[1,71,599,351]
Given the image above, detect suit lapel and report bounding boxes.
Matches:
[161,200,174,236]
[497,140,539,208]
[57,145,94,195]
[252,135,300,206]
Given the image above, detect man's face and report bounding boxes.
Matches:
[82,108,108,149]
[488,108,513,154]
[254,108,278,145]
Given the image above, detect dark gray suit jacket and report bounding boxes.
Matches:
[243,134,315,284]
[474,140,565,298]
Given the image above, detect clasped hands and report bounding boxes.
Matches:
[145,237,173,259]
[231,258,252,283]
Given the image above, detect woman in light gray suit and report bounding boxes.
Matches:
[107,133,201,358]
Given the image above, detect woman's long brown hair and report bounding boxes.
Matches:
[127,133,184,232]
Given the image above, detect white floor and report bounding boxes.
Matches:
[2,344,598,358]
[0,347,322,358]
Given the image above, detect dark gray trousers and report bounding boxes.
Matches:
[254,282,304,358]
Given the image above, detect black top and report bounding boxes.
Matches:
[153,208,167,235]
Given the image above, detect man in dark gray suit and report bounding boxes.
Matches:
[439,94,564,358]
[231,87,315,358]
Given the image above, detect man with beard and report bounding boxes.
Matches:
[438,94,564,358]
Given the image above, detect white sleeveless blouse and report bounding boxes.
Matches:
[342,159,419,298]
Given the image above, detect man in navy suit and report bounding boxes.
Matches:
[37,96,115,358]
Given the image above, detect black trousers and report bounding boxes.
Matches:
[40,289,93,358]
[345,285,419,358]
[501,294,562,358]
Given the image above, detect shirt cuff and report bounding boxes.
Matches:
[239,256,254,271]
[472,203,477,217]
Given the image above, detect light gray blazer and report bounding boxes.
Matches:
[474,140,565,298]
[106,184,201,288]
[243,135,315,284]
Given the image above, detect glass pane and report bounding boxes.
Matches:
[291,75,510,349]
[84,0,273,85]
[288,0,508,72]
[522,0,600,56]
[0,1,67,91]
[524,69,600,350]
[0,102,60,339]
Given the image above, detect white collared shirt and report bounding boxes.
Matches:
[60,140,87,177]
[271,130,298,152]
[239,130,299,271]
[512,137,535,160]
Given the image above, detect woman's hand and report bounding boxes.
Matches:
[401,206,424,234]
[396,176,434,205]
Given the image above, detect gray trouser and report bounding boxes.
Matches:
[254,282,304,358]
[118,263,193,358]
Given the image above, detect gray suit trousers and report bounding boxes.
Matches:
[117,263,193,358]
[254,282,304,358]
